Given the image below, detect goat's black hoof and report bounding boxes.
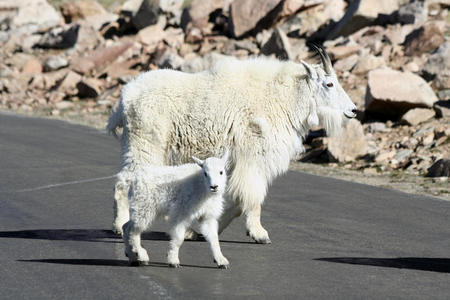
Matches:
[218,264,229,269]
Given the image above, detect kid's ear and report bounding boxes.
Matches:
[192,156,204,166]
[221,148,230,162]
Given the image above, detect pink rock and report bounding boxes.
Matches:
[180,0,223,33]
[103,58,140,80]
[229,0,282,38]
[334,54,358,72]
[137,24,165,46]
[60,0,107,23]
[400,108,435,126]
[383,24,415,45]
[280,0,306,17]
[72,41,133,74]
[365,68,439,117]
[326,119,368,162]
[22,58,42,74]
[352,54,385,75]
[58,71,82,92]
[327,45,361,60]
[326,0,400,39]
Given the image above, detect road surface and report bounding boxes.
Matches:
[1,113,449,299]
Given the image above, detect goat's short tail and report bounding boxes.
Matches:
[107,102,124,139]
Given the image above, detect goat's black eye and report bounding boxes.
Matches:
[220,171,223,175]
[204,172,207,177]
[326,82,334,87]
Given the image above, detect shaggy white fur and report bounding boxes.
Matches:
[121,151,230,268]
[108,53,356,244]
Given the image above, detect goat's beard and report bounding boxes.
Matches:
[317,106,345,137]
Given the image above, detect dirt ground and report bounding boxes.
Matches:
[5,109,449,202]
[290,161,449,201]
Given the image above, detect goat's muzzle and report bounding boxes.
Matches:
[344,109,357,119]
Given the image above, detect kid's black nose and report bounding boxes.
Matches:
[210,185,218,190]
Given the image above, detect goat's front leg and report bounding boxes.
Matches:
[200,218,229,269]
[167,223,188,268]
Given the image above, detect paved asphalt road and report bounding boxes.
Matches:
[1,112,449,299]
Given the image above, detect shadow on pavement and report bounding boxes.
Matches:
[0,229,167,243]
[17,259,219,269]
[316,257,450,273]
[18,259,130,267]
[0,229,254,244]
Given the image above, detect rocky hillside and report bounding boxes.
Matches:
[0,0,449,179]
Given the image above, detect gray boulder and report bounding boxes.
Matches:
[44,56,69,72]
[423,41,450,78]
[397,0,427,24]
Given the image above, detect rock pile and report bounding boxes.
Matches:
[0,0,448,178]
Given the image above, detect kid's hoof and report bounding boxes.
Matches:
[214,257,230,268]
[255,237,272,244]
[169,263,180,268]
[139,260,149,266]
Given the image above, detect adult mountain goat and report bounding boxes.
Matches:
[108,46,357,243]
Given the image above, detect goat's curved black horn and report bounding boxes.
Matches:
[311,43,332,75]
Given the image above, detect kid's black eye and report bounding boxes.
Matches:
[204,172,207,177]
[220,171,223,175]
[326,82,333,87]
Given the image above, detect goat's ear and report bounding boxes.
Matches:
[192,156,203,166]
[221,148,230,162]
[301,60,316,80]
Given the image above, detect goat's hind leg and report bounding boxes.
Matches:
[218,200,242,235]
[113,178,130,235]
[245,203,271,244]
[122,220,150,266]
[167,224,188,268]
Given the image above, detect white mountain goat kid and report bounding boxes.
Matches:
[108,45,357,244]
[121,151,230,268]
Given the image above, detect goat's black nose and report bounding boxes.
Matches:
[352,109,357,114]
[210,185,218,190]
